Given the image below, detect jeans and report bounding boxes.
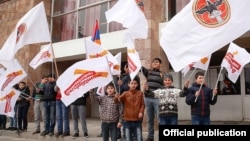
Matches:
[71,105,88,134]
[159,116,178,125]
[191,115,210,125]
[17,104,29,130]
[56,99,70,134]
[43,101,56,132]
[144,97,159,139]
[34,100,46,131]
[9,105,17,127]
[102,122,117,141]
[123,120,142,141]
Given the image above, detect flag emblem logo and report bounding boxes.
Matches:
[16,23,27,43]
[135,0,144,12]
[193,0,230,28]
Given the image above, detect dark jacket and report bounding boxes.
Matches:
[41,81,57,101]
[71,92,89,105]
[185,83,217,117]
[119,73,140,94]
[18,86,30,106]
[141,66,163,98]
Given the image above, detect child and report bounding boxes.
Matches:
[91,82,121,141]
[114,76,145,141]
[141,58,163,141]
[150,73,189,125]
[185,71,217,125]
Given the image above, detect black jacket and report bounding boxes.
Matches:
[186,83,217,117]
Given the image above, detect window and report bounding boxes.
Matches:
[52,0,123,43]
[245,67,250,95]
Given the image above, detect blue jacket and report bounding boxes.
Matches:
[185,83,217,117]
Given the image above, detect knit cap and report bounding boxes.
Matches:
[163,73,173,81]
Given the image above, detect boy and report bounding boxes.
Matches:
[91,82,121,141]
[185,71,217,125]
[150,73,189,125]
[114,76,145,141]
[141,58,163,141]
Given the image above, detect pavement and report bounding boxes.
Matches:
[0,118,250,141]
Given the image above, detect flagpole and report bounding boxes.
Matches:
[194,70,208,102]
[50,42,59,78]
[212,68,223,101]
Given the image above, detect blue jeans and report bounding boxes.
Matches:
[56,100,70,134]
[159,116,178,125]
[44,101,56,132]
[144,97,159,139]
[191,115,210,125]
[123,121,142,141]
[102,122,117,141]
[10,105,17,127]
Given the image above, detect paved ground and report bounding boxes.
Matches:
[0,118,250,141]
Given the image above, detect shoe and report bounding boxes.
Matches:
[145,138,154,141]
[6,127,13,130]
[40,131,49,136]
[11,127,17,131]
[55,132,62,137]
[117,134,122,139]
[16,129,22,134]
[62,132,70,137]
[22,128,27,132]
[72,133,79,137]
[84,132,88,138]
[97,133,102,137]
[49,131,54,136]
[32,130,40,134]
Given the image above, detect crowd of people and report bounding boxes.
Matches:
[0,57,219,141]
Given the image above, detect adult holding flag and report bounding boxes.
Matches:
[160,0,250,72]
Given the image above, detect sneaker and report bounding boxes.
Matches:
[61,132,70,137]
[72,133,79,138]
[145,138,154,141]
[6,127,13,130]
[16,129,22,134]
[49,131,54,136]
[84,132,88,138]
[11,127,17,131]
[97,133,102,137]
[32,130,40,134]
[40,131,49,136]
[55,132,62,137]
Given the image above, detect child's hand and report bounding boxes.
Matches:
[184,80,190,88]
[117,122,122,128]
[138,113,143,119]
[213,89,217,96]
[117,80,123,86]
[195,91,200,97]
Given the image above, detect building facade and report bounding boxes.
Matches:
[1,0,250,123]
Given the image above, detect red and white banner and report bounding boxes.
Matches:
[221,42,250,83]
[0,88,21,117]
[29,44,53,69]
[56,57,112,106]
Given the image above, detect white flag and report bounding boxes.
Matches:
[96,86,106,96]
[105,0,148,39]
[0,59,27,92]
[160,0,250,72]
[181,63,195,77]
[193,55,211,71]
[112,52,122,75]
[0,1,51,60]
[85,39,118,71]
[56,57,112,106]
[221,42,250,83]
[0,88,21,117]
[29,44,53,69]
